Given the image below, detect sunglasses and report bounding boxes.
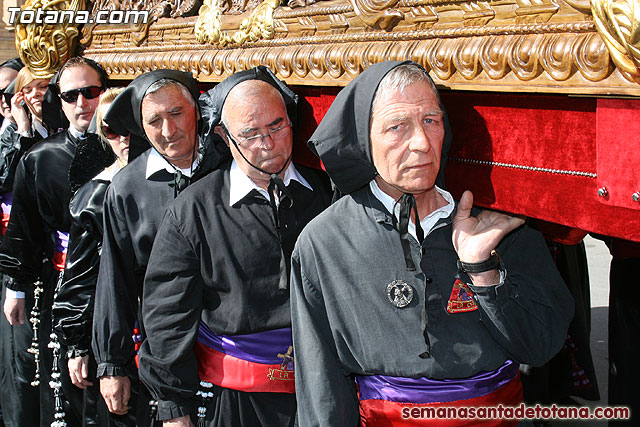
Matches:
[59,86,103,103]
[0,88,11,106]
[101,124,129,139]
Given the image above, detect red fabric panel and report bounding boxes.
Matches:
[194,342,295,393]
[359,374,522,427]
[596,99,640,212]
[291,86,341,171]
[289,87,640,243]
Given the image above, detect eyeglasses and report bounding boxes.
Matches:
[101,124,129,140]
[59,86,103,103]
[224,122,292,149]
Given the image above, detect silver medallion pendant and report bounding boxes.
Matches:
[386,280,414,308]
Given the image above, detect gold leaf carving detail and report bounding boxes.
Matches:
[515,0,560,23]
[540,33,576,80]
[15,0,83,78]
[509,34,545,80]
[461,2,495,27]
[453,37,484,79]
[574,32,614,81]
[591,0,640,83]
[349,0,404,31]
[480,36,511,79]
[195,0,280,45]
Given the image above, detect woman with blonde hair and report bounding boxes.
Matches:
[11,67,51,139]
[52,87,135,427]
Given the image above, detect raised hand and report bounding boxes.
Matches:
[452,191,525,285]
[10,92,30,135]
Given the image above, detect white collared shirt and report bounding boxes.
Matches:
[145,147,200,180]
[370,180,504,285]
[0,118,10,135]
[229,160,312,207]
[33,118,48,139]
[369,180,455,242]
[68,125,84,140]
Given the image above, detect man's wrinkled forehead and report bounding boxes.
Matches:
[223,80,286,119]
[142,83,194,116]
[0,68,18,87]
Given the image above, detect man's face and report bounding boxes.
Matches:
[141,84,198,169]
[0,68,18,119]
[217,81,293,186]
[370,80,445,197]
[59,65,103,132]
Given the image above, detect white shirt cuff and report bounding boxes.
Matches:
[5,289,25,298]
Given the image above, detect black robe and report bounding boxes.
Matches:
[138,161,331,424]
[0,121,43,195]
[51,174,137,427]
[0,130,82,427]
[92,148,216,426]
[0,122,45,427]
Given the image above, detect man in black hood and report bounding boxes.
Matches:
[138,65,331,426]
[290,61,574,426]
[91,69,222,425]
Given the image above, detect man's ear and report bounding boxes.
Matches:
[214,125,230,147]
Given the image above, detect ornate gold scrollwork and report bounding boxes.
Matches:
[14,0,84,78]
[349,0,403,31]
[195,0,280,45]
[591,0,640,83]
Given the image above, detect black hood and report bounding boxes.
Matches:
[199,65,299,147]
[0,57,24,72]
[42,57,109,133]
[103,69,200,162]
[308,60,452,194]
[4,79,16,98]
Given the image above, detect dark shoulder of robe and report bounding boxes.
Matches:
[138,162,331,420]
[92,149,214,377]
[52,179,109,352]
[290,186,574,426]
[0,130,76,291]
[0,121,44,194]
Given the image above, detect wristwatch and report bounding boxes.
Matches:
[457,250,501,274]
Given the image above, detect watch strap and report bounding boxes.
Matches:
[457,250,501,274]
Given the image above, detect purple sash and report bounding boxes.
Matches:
[356,360,519,404]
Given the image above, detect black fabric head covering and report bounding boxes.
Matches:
[199,65,299,141]
[0,58,24,72]
[309,60,452,194]
[309,60,453,359]
[4,79,16,98]
[42,57,109,133]
[103,69,200,163]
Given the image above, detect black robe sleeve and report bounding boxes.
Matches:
[92,184,140,377]
[138,208,203,420]
[290,248,360,427]
[0,152,44,291]
[0,122,40,194]
[140,210,203,420]
[466,225,575,367]
[53,180,108,353]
